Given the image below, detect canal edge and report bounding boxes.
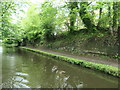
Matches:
[20,47,120,78]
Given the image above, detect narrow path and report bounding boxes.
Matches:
[26,46,119,67]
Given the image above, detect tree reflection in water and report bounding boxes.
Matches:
[52,65,83,88]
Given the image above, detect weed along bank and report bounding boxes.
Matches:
[20,47,120,78]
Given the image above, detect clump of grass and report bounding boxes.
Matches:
[20,47,120,78]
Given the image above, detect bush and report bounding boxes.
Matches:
[3,39,13,44]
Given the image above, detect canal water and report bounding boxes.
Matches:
[1,46,119,88]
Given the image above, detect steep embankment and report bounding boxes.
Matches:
[44,32,118,59]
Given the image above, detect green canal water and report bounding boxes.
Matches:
[1,46,119,88]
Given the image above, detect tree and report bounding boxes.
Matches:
[40,2,57,40]
[19,1,57,45]
[67,2,78,33]
[0,1,16,39]
[108,3,113,35]
[113,2,118,32]
[97,3,103,28]
[78,2,97,32]
[118,2,120,59]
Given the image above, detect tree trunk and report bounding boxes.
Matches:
[17,41,21,46]
[118,2,120,60]
[113,2,118,32]
[118,26,120,59]
[78,2,96,32]
[108,5,113,35]
[97,7,102,27]
[22,38,27,46]
[69,2,78,33]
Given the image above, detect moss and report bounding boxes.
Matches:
[20,47,120,78]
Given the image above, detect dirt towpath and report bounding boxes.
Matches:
[26,46,119,68]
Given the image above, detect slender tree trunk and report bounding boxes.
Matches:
[113,2,118,32]
[118,26,120,59]
[108,5,113,35]
[118,2,120,60]
[97,7,102,27]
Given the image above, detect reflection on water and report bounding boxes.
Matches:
[0,46,2,53]
[2,46,119,88]
[0,46,2,89]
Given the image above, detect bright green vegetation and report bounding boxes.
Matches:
[1,0,120,58]
[1,0,120,79]
[21,47,120,78]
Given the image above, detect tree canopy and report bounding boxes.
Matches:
[0,0,120,58]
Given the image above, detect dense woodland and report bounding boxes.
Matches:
[0,0,120,59]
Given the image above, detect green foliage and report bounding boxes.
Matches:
[40,2,57,40]
[0,1,16,39]
[20,2,57,44]
[20,5,41,41]
[1,0,119,58]
[3,39,13,44]
[0,0,27,42]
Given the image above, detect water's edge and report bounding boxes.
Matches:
[20,47,119,78]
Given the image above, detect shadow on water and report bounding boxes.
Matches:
[1,46,119,88]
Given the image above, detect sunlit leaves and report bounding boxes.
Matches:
[19,2,57,42]
[0,1,17,39]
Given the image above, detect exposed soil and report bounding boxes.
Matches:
[26,46,119,68]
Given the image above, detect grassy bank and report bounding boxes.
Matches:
[20,47,120,78]
[44,32,118,59]
[2,44,18,48]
